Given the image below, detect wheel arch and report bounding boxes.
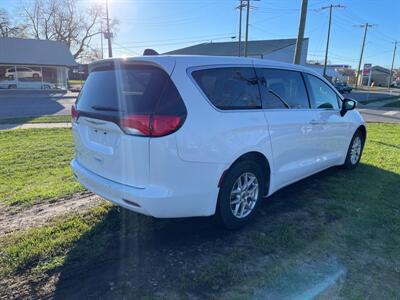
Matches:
[220,151,271,196]
[357,124,367,141]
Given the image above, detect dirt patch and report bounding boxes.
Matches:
[0,192,103,235]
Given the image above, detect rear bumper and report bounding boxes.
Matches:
[71,158,222,218]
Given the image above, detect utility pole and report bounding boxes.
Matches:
[238,0,244,56]
[388,41,397,89]
[293,0,308,64]
[322,4,344,77]
[105,0,113,58]
[355,23,375,89]
[100,21,104,59]
[244,0,250,57]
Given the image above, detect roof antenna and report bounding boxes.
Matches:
[143,49,159,56]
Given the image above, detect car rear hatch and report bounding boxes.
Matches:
[72,59,186,188]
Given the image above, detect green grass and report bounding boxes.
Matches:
[68,80,84,85]
[0,124,399,298]
[0,115,71,124]
[175,123,400,299]
[0,128,82,206]
[0,204,114,278]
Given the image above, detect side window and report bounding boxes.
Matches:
[304,73,340,109]
[256,68,309,109]
[192,67,261,110]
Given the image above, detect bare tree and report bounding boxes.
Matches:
[0,9,25,37]
[19,0,116,60]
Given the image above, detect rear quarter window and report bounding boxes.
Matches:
[192,67,261,110]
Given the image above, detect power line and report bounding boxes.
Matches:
[91,32,237,47]
[249,24,296,38]
[104,35,237,52]
[113,41,141,56]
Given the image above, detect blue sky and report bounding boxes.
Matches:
[2,0,399,68]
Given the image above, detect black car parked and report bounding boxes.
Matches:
[334,82,353,94]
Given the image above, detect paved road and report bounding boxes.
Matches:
[0,90,398,124]
[0,91,76,119]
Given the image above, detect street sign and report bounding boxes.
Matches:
[363,63,372,75]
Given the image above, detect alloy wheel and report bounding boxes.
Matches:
[229,172,259,219]
[350,136,362,164]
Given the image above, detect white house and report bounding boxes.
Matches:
[0,37,77,90]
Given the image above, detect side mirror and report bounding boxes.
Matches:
[340,98,357,116]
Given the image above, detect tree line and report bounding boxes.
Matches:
[0,0,118,62]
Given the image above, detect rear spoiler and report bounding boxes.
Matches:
[88,57,176,76]
[143,49,159,56]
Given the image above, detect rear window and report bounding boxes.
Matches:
[192,67,261,110]
[76,64,185,118]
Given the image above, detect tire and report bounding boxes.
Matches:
[8,84,17,89]
[33,73,39,78]
[216,160,265,229]
[342,130,365,170]
[8,75,14,80]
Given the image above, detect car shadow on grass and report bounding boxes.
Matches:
[50,163,400,299]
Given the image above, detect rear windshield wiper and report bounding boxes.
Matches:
[91,105,119,112]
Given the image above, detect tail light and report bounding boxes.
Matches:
[120,78,186,137]
[71,105,78,123]
[121,114,183,137]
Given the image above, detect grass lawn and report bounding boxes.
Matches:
[0,128,82,206]
[0,123,399,298]
[0,204,113,278]
[68,80,84,85]
[0,115,71,124]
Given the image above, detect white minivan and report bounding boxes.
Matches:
[71,56,365,228]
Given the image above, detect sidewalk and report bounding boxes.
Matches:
[0,122,71,130]
[358,108,400,123]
